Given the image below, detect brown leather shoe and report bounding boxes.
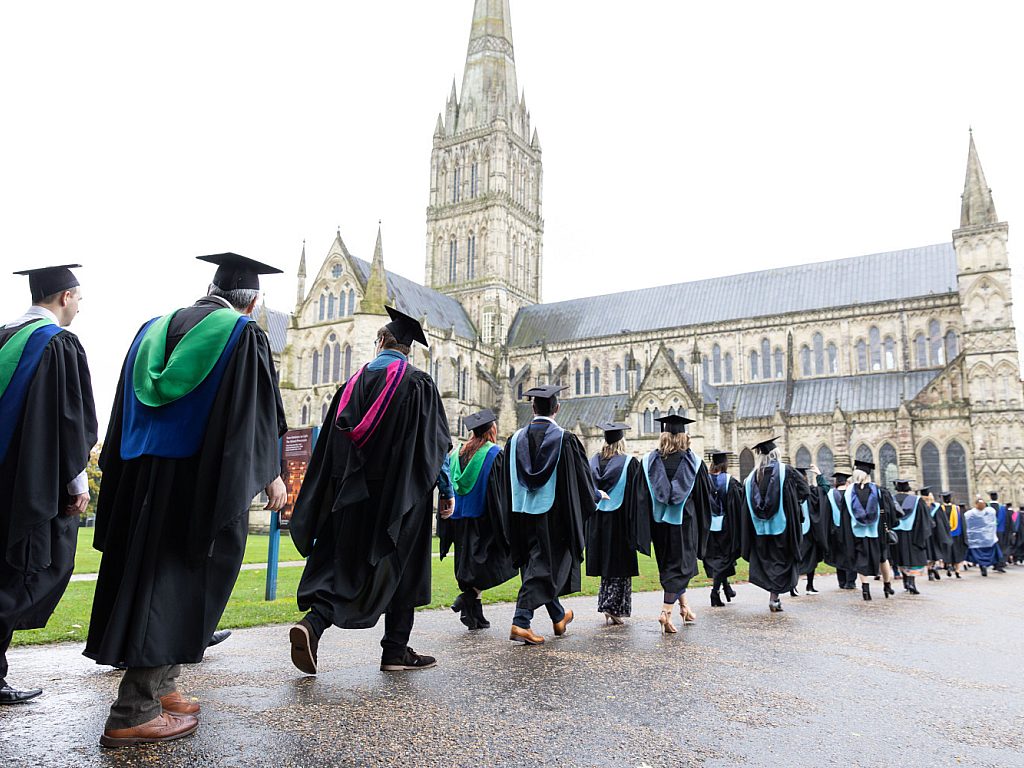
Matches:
[509,625,544,645]
[100,712,199,748]
[553,608,574,637]
[290,619,319,675]
[160,690,200,716]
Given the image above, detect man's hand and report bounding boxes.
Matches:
[438,496,455,519]
[264,476,287,511]
[64,492,89,517]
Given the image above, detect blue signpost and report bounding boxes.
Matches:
[265,427,318,601]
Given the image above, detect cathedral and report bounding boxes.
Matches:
[261,0,1024,503]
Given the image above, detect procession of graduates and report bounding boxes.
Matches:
[2,262,1023,751]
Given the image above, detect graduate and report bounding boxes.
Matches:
[643,414,712,632]
[792,465,828,597]
[1012,504,1024,565]
[85,254,287,747]
[965,496,1004,576]
[585,422,651,625]
[502,385,601,646]
[1,265,96,705]
[290,307,452,673]
[823,470,857,591]
[437,408,515,631]
[702,449,743,608]
[889,479,931,594]
[941,492,967,578]
[990,492,1013,567]
[832,461,895,601]
[923,487,952,581]
[739,437,808,613]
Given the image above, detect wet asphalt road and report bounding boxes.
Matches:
[2,569,1023,768]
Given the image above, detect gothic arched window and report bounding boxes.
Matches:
[879,442,898,489]
[614,365,622,391]
[856,340,868,372]
[914,333,928,368]
[724,352,734,382]
[584,359,592,395]
[800,345,812,377]
[739,448,755,479]
[929,319,944,365]
[318,294,326,322]
[712,344,722,383]
[855,444,875,480]
[331,339,341,382]
[512,240,520,287]
[311,351,319,385]
[750,350,760,380]
[470,161,478,198]
[467,232,476,280]
[301,403,308,425]
[774,347,784,379]
[575,369,582,395]
[702,356,710,384]
[816,445,835,479]
[594,367,601,394]
[945,330,959,361]
[920,440,942,491]
[327,293,336,320]
[761,339,772,378]
[795,445,812,467]
[884,336,896,370]
[827,343,838,374]
[347,288,356,316]
[343,345,352,381]
[946,440,969,503]
[813,332,825,375]
[643,408,653,434]
[322,344,331,384]
[869,327,882,371]
[448,239,458,283]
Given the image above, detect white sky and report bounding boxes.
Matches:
[2,1,1022,431]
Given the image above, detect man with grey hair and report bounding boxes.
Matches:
[1,265,97,704]
[85,254,288,747]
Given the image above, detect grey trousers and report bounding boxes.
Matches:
[105,664,182,730]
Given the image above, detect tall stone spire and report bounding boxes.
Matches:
[960,130,998,228]
[458,0,519,132]
[362,224,389,315]
[295,240,307,311]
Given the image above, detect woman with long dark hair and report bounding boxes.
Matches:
[702,449,743,608]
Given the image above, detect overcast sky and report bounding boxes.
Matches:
[2,1,1022,431]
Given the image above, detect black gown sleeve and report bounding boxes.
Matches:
[629,460,652,556]
[726,477,745,563]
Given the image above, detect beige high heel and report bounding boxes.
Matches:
[679,596,697,624]
[604,612,624,626]
[659,607,677,634]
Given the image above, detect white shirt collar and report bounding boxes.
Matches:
[5,305,59,329]
[531,415,557,424]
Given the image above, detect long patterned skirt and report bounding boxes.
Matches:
[597,576,632,617]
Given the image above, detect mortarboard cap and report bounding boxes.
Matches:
[707,448,732,465]
[383,305,429,348]
[893,479,912,491]
[752,436,780,455]
[854,459,875,473]
[597,421,630,445]
[197,253,282,291]
[988,490,999,500]
[655,414,695,434]
[941,491,953,502]
[795,466,813,477]
[463,409,496,435]
[832,469,852,483]
[919,486,932,496]
[13,264,81,302]
[525,385,568,399]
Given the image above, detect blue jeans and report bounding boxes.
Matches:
[513,598,565,629]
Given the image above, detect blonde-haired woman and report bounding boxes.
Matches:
[739,437,808,612]
[641,415,711,633]
[835,460,896,600]
[586,422,651,624]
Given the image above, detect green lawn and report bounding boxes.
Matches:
[12,546,826,648]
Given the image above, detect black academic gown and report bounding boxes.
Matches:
[891,493,931,569]
[84,300,286,667]
[835,483,892,577]
[927,503,953,563]
[740,463,808,594]
[822,486,853,573]
[702,472,743,581]
[436,449,516,592]
[500,423,597,611]
[994,504,1014,563]
[292,364,450,628]
[0,321,96,647]
[1013,514,1024,561]
[648,451,712,595]
[796,482,829,576]
[585,456,651,579]
[945,505,969,564]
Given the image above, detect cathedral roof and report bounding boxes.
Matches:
[251,305,290,355]
[514,394,631,430]
[350,257,477,340]
[506,243,958,347]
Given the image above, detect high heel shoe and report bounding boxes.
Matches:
[768,599,784,613]
[659,609,677,634]
[883,581,894,598]
[678,596,696,623]
[723,582,736,602]
[710,590,725,608]
[604,612,624,626]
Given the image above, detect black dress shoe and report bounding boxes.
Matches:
[995,566,1007,573]
[380,647,437,671]
[208,630,232,647]
[289,618,320,675]
[0,684,43,704]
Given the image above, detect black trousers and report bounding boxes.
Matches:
[0,631,10,683]
[307,603,414,661]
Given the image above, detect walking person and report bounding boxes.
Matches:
[965,496,1005,576]
[289,307,452,673]
[84,254,287,747]
[890,479,931,594]
[1,265,96,704]
[792,465,828,597]
[585,422,651,625]
[702,449,743,608]
[822,470,858,591]
[941,492,967,577]
[828,461,896,601]
[923,488,952,582]
[437,409,515,631]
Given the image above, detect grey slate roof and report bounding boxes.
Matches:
[252,305,289,355]
[351,257,477,340]
[507,243,957,347]
[514,394,630,430]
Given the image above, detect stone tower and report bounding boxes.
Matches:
[425,0,544,346]
[953,131,1024,498]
